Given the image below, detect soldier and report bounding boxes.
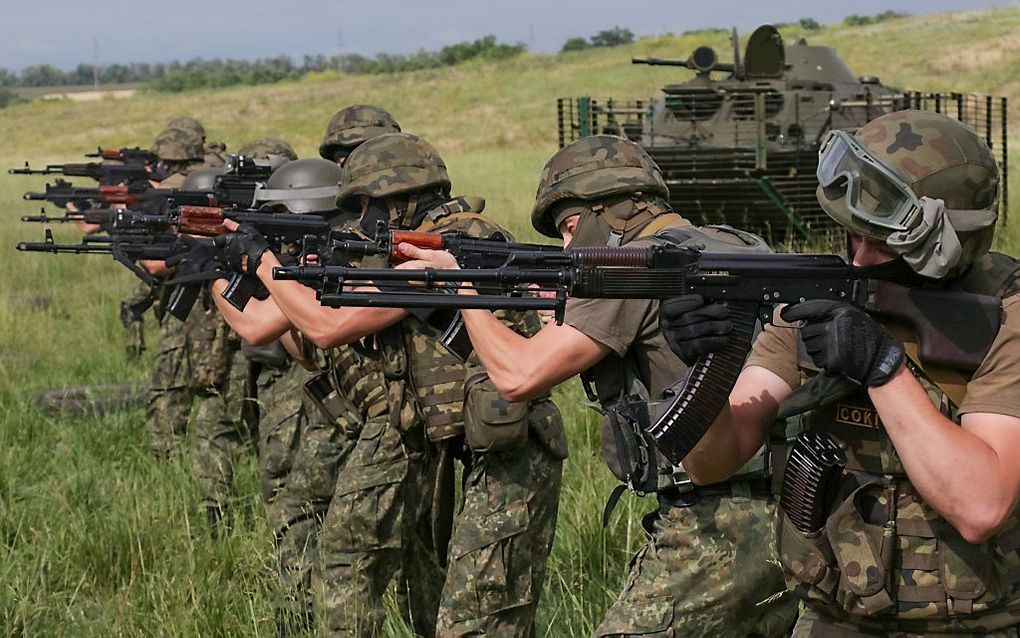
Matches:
[166,115,229,168]
[196,154,354,631]
[397,134,797,636]
[661,110,1020,635]
[143,126,211,459]
[220,132,566,636]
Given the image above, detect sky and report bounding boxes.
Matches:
[1,0,1016,72]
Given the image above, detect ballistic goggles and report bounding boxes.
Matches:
[817,130,919,233]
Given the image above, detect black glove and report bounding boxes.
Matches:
[165,236,225,278]
[219,223,270,274]
[780,300,904,387]
[658,294,732,365]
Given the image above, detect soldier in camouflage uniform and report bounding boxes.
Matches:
[143,126,211,459]
[223,132,565,636]
[212,134,411,632]
[664,110,1020,636]
[166,115,229,168]
[403,134,795,636]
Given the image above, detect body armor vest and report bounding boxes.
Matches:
[779,252,1020,632]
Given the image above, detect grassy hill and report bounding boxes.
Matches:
[1,6,1019,635]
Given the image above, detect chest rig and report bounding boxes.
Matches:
[375,196,498,442]
[777,252,1020,632]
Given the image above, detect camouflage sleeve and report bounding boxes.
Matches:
[744,319,801,390]
[959,294,1020,419]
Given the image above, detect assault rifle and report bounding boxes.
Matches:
[22,179,171,209]
[9,161,152,185]
[85,146,158,165]
[274,239,1003,465]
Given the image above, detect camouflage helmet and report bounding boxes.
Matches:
[531,135,669,238]
[166,116,205,140]
[182,167,224,191]
[238,137,298,162]
[260,158,342,214]
[818,110,999,269]
[238,137,298,172]
[319,105,401,160]
[152,127,204,162]
[336,133,450,208]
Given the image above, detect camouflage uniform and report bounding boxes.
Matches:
[761,112,1020,635]
[187,294,253,518]
[245,347,349,631]
[317,133,566,636]
[530,135,796,637]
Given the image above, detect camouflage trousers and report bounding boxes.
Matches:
[315,414,444,637]
[146,318,193,459]
[316,418,563,638]
[190,347,255,513]
[595,493,797,638]
[258,364,350,632]
[793,607,1020,637]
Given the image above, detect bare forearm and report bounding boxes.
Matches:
[683,366,783,484]
[871,367,1019,541]
[255,254,405,348]
[210,279,291,345]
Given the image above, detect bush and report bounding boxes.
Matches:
[561,37,590,53]
[0,87,27,108]
[799,18,822,30]
[561,26,635,53]
[844,10,907,27]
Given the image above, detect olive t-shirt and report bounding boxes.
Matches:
[564,295,687,400]
[745,294,1020,420]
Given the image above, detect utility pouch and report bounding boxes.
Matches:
[778,510,839,596]
[463,370,528,453]
[938,519,999,614]
[825,482,896,615]
[303,371,361,438]
[528,399,569,461]
[601,399,658,494]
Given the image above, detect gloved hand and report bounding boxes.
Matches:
[780,300,904,387]
[219,223,270,274]
[165,236,225,278]
[658,294,732,365]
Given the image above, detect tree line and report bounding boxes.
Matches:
[0,35,525,93]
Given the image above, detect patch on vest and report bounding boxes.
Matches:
[835,402,882,428]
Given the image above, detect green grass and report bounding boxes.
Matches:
[2,6,1020,635]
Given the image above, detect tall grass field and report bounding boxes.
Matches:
[2,7,1020,635]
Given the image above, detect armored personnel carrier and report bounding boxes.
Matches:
[558,25,1008,241]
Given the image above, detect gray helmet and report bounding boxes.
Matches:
[166,116,205,140]
[182,167,224,191]
[319,105,401,160]
[260,158,342,214]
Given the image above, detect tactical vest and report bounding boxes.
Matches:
[778,252,1020,632]
[377,196,500,442]
[590,216,772,496]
